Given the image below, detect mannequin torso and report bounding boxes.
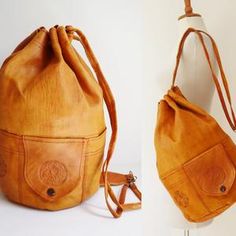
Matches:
[176,16,217,111]
[163,16,219,230]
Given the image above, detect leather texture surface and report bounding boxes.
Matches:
[0,128,105,210]
[155,28,236,222]
[0,25,141,216]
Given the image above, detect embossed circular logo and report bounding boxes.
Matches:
[40,161,67,186]
[0,159,7,177]
[174,191,189,208]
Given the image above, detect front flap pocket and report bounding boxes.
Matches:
[23,136,87,202]
[184,143,235,196]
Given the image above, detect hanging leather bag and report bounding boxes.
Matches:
[0,25,141,218]
[155,28,236,222]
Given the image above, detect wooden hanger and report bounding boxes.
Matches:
[178,0,201,20]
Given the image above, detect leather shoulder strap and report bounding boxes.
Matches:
[65,26,141,217]
[172,28,236,131]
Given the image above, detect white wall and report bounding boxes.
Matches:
[143,0,236,236]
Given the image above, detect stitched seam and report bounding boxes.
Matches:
[0,145,24,154]
[183,166,211,213]
[183,140,235,214]
[61,140,87,202]
[82,140,89,201]
[0,130,22,139]
[184,143,234,195]
[22,138,41,199]
[0,128,106,141]
[0,128,106,203]
[23,139,87,202]
[23,139,53,200]
[22,139,85,144]
[17,137,22,203]
[161,138,229,179]
[22,132,106,142]
[85,146,105,156]
[23,137,30,198]
[196,202,233,222]
[161,166,182,180]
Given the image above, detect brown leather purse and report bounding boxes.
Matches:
[0,25,141,217]
[155,28,236,222]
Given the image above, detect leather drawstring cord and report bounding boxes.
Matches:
[172,28,236,131]
[65,26,141,218]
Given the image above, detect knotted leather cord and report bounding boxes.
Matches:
[172,28,236,131]
[184,0,193,15]
[65,26,141,217]
[178,0,201,20]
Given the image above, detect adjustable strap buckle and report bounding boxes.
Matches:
[126,171,137,186]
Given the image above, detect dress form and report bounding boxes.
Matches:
[176,15,216,111]
[165,0,218,231]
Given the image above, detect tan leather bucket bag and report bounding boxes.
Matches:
[0,25,141,218]
[155,28,236,222]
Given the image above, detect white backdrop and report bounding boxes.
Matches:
[143,0,236,236]
[0,1,143,236]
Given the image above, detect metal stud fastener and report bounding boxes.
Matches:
[47,188,56,197]
[220,185,226,193]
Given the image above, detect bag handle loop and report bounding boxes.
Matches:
[65,26,141,218]
[172,28,236,131]
[178,0,201,20]
[184,0,193,15]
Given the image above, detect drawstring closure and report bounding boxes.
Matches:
[60,25,142,217]
[65,26,82,42]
